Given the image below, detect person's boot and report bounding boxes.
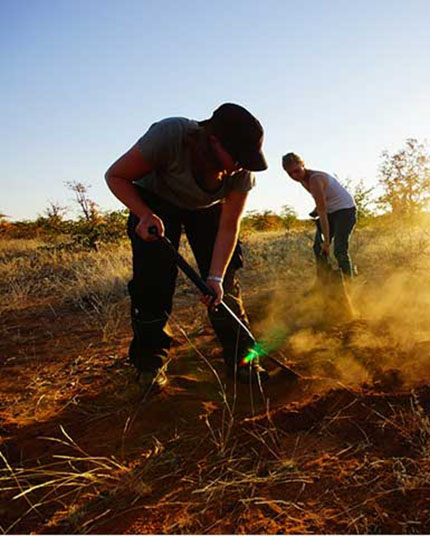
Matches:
[137,367,169,393]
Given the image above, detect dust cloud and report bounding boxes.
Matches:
[253,230,430,389]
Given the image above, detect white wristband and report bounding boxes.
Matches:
[207,275,223,284]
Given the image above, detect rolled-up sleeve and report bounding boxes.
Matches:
[230,170,256,193]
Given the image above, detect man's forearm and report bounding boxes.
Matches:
[317,206,330,245]
[105,175,152,219]
[209,225,239,279]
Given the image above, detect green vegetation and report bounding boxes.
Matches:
[0,182,128,250]
[378,138,430,216]
[3,138,430,243]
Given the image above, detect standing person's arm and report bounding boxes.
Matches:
[105,144,165,241]
[308,177,330,255]
[202,190,248,306]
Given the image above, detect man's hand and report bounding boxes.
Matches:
[200,279,224,309]
[322,241,330,256]
[135,213,165,241]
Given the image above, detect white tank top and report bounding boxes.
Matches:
[308,170,355,213]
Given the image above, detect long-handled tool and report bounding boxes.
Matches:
[148,226,299,379]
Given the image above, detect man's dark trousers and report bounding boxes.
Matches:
[313,207,356,277]
[127,190,251,374]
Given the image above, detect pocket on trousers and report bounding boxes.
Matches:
[231,240,244,269]
[127,212,139,240]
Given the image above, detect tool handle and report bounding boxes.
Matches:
[148,230,298,378]
[148,225,160,237]
[148,226,216,298]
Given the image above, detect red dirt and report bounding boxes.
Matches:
[1,297,430,534]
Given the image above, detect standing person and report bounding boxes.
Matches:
[282,153,356,283]
[105,103,269,390]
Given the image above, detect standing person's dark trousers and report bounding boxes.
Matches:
[314,207,356,277]
[127,190,252,374]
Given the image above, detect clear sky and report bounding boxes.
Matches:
[1,0,429,220]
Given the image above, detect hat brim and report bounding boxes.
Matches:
[237,149,268,172]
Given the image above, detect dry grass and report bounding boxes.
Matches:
[0,426,168,534]
[2,221,430,318]
[0,241,130,314]
[2,221,430,533]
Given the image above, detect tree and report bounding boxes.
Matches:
[378,138,430,216]
[65,181,101,250]
[279,204,298,229]
[65,181,100,222]
[45,201,67,220]
[353,180,375,220]
[342,178,375,222]
[38,201,68,233]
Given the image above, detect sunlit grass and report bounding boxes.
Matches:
[2,222,430,532]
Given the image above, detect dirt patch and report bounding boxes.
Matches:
[1,294,430,534]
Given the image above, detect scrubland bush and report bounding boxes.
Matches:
[242,205,298,232]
